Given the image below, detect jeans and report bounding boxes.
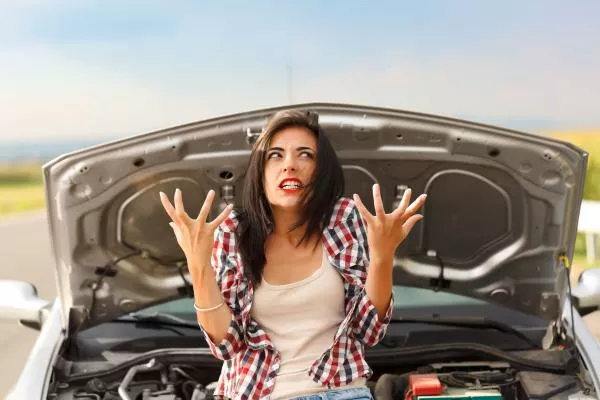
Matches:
[290,387,373,400]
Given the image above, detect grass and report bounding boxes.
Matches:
[0,183,45,216]
[0,162,43,185]
[0,163,45,217]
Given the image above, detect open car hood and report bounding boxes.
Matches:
[43,103,587,332]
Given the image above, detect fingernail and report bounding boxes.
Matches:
[159,191,164,197]
[176,188,180,194]
[169,222,174,228]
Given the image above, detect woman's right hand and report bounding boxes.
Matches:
[159,188,233,277]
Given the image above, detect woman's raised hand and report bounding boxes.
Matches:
[160,188,235,344]
[159,188,233,273]
[353,184,426,264]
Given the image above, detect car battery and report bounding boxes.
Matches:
[415,388,503,399]
[408,374,503,400]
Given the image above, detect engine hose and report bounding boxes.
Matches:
[118,359,160,400]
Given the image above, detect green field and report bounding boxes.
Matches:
[0,163,45,216]
[1,131,599,269]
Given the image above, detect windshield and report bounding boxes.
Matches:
[134,285,544,326]
[70,285,548,361]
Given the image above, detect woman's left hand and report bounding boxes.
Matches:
[353,184,427,265]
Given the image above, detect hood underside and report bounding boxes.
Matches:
[42,103,587,332]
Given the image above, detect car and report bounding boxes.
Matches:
[2,103,600,400]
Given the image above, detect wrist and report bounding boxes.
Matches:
[369,253,394,269]
[188,261,213,284]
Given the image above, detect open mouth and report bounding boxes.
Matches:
[279,178,303,191]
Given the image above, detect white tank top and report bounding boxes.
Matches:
[251,244,367,399]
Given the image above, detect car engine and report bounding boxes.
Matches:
[49,356,595,400]
[49,357,221,400]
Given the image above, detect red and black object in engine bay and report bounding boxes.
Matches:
[403,373,506,399]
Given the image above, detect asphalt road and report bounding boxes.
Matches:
[0,211,56,398]
[0,211,599,398]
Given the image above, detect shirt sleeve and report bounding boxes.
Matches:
[199,225,247,360]
[347,201,394,347]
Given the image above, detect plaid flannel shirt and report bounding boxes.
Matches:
[201,197,394,399]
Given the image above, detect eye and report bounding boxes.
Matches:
[300,151,314,159]
[267,152,282,159]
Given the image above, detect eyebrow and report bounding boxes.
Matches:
[267,146,315,152]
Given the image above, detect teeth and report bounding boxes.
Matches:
[281,182,302,189]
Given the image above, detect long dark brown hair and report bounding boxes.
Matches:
[235,109,345,285]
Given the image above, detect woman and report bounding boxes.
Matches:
[159,110,426,400]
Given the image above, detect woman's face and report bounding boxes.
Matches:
[263,126,317,212]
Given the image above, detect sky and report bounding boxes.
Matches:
[1,0,599,143]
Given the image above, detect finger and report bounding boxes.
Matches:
[353,193,374,224]
[209,203,235,229]
[197,189,216,222]
[159,192,177,220]
[392,188,412,218]
[404,194,427,217]
[174,188,191,223]
[372,184,385,219]
[401,214,423,236]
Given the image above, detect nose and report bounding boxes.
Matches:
[282,153,297,172]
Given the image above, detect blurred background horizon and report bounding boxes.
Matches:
[0,119,598,164]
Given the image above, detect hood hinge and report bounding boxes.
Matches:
[541,319,560,349]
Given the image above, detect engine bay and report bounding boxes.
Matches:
[48,351,596,400]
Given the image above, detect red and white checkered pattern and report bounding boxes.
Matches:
[202,197,394,399]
